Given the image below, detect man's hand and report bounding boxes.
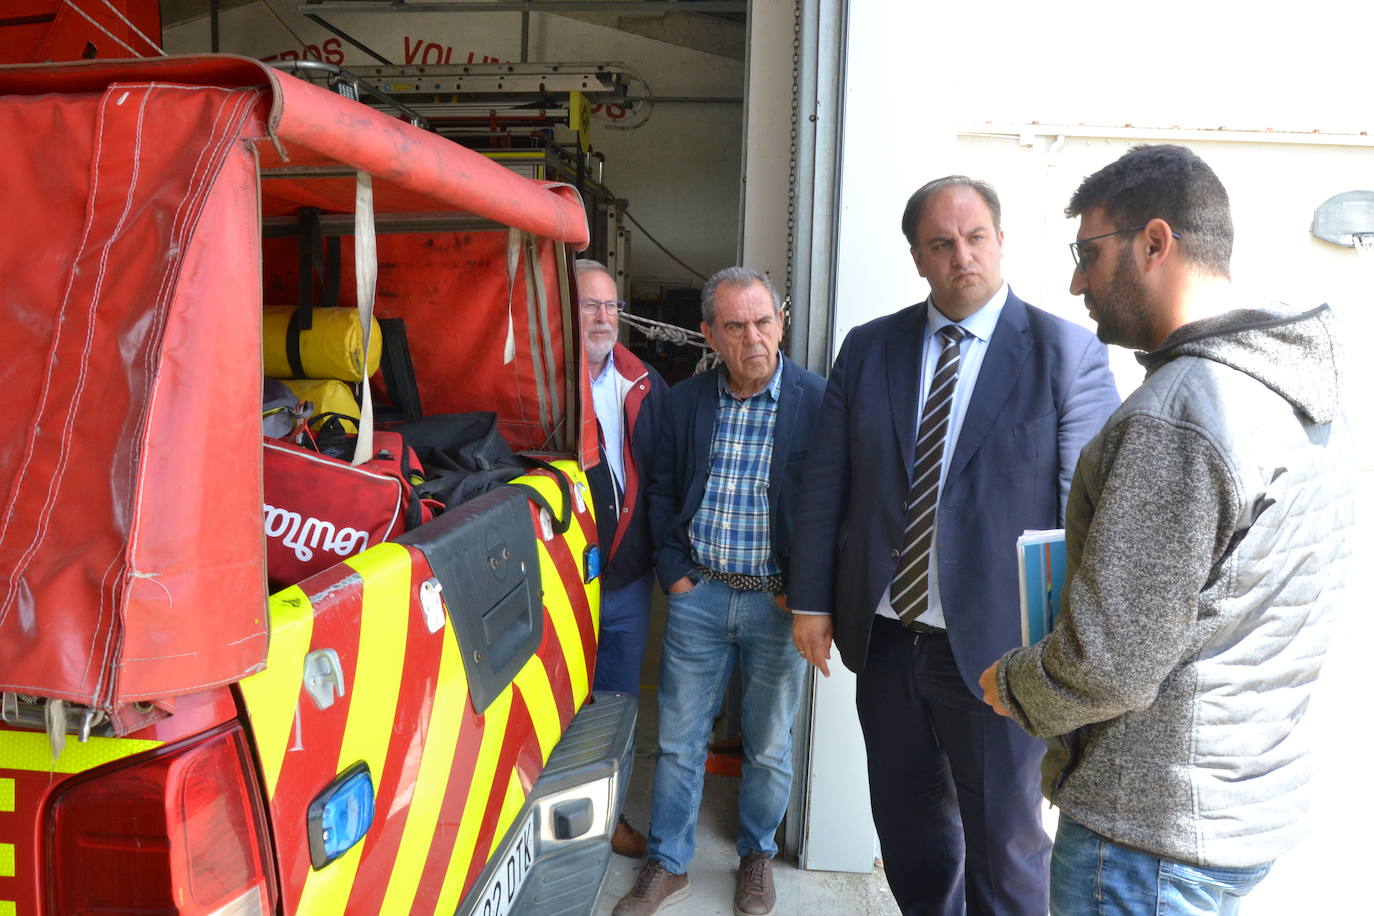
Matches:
[667,576,695,595]
[792,613,834,677]
[979,661,1010,717]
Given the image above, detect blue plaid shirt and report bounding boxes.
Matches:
[688,358,784,576]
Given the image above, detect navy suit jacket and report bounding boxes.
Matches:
[789,292,1119,696]
[650,355,826,592]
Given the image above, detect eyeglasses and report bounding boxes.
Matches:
[578,298,626,315]
[1069,225,1182,273]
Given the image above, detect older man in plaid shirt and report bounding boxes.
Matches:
[613,267,826,916]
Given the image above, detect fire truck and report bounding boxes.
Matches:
[0,54,632,915]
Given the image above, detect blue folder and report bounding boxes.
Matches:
[1018,529,1067,646]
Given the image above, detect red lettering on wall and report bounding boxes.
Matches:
[398,36,501,67]
[588,102,634,122]
[260,38,345,66]
[404,35,423,64]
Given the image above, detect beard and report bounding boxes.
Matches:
[1089,246,1153,349]
[584,323,616,366]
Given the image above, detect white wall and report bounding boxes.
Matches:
[164,2,745,286]
[830,0,1373,347]
[886,3,1370,136]
[806,0,1374,895]
[951,132,1374,398]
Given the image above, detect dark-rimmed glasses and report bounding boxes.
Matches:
[1069,225,1181,273]
[579,298,627,315]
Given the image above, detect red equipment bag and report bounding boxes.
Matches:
[263,430,435,590]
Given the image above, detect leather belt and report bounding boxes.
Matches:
[694,566,785,595]
[875,614,947,638]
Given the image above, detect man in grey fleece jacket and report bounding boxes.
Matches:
[979,145,1355,915]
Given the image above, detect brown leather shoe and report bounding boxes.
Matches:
[611,815,648,858]
[734,851,776,916]
[612,859,690,916]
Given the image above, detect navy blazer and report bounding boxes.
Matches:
[650,355,826,592]
[789,292,1119,696]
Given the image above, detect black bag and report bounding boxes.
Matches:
[383,412,527,507]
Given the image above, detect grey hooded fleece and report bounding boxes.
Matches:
[998,304,1355,869]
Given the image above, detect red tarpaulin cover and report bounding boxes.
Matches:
[0,55,593,713]
[263,232,574,452]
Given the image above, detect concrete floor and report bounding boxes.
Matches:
[596,765,900,916]
[593,591,900,916]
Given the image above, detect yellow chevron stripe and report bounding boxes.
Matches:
[0,730,160,774]
[430,688,511,916]
[296,543,411,914]
[513,661,559,762]
[518,466,594,704]
[536,537,589,700]
[554,462,596,712]
[0,901,13,916]
[378,622,468,915]
[237,585,315,800]
[492,769,526,851]
[0,843,13,878]
[0,777,12,811]
[589,574,602,637]
[558,465,601,635]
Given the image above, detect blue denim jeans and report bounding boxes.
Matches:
[646,578,807,874]
[593,572,653,696]
[1051,816,1273,916]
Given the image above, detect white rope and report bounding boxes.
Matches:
[351,172,377,466]
[617,296,792,377]
[617,312,709,349]
[61,0,141,57]
[93,0,165,55]
[617,312,720,375]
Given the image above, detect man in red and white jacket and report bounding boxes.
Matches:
[576,259,669,858]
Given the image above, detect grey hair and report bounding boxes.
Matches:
[700,267,780,326]
[574,258,611,278]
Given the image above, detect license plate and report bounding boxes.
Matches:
[475,811,537,916]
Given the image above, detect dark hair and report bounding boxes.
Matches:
[901,176,1002,248]
[701,266,780,325]
[1066,144,1233,278]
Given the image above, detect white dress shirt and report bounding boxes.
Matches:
[873,283,1009,628]
[591,349,625,490]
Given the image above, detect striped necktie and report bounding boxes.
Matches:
[890,324,966,627]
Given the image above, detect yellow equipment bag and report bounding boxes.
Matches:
[263,306,382,381]
[281,378,361,433]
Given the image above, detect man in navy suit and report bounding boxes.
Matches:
[789,177,1120,915]
[613,267,825,916]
